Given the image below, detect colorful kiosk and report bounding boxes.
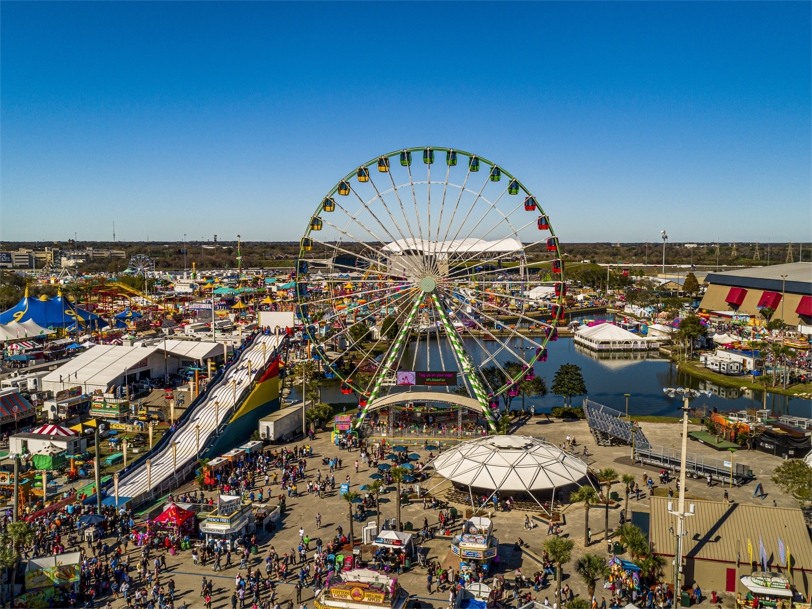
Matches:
[313,568,408,609]
[451,517,498,575]
[739,573,796,608]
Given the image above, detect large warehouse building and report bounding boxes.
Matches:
[699,262,812,329]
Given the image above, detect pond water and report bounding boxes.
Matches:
[291,314,812,418]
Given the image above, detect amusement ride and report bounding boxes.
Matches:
[295,147,566,434]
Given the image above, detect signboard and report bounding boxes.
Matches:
[55,386,82,401]
[724,461,732,468]
[340,483,350,496]
[396,371,458,386]
[218,495,241,516]
[461,549,484,559]
[334,415,353,431]
[416,371,457,386]
[330,585,386,604]
[461,534,487,545]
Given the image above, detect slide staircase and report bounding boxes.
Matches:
[106,333,283,508]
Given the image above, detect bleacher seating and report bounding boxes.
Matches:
[584,400,651,448]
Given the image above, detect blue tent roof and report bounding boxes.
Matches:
[0,292,108,330]
[115,308,143,320]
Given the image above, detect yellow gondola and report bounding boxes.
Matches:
[322,197,336,212]
[377,157,390,172]
[338,181,351,196]
[357,167,370,182]
[310,217,323,231]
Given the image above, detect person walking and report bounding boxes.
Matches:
[295,582,302,604]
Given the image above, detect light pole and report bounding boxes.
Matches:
[624,394,631,420]
[780,274,788,324]
[661,231,668,275]
[664,387,709,597]
[183,234,187,272]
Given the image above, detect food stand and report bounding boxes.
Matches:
[739,573,795,608]
[372,530,415,571]
[313,568,408,609]
[239,440,263,455]
[18,551,81,608]
[604,557,641,597]
[451,517,498,575]
[198,494,255,550]
[333,414,355,444]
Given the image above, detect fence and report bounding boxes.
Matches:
[634,444,753,486]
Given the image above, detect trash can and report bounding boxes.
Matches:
[405,522,413,531]
[681,592,691,607]
[610,491,619,502]
[613,542,623,555]
[252,545,258,555]
[404,558,411,570]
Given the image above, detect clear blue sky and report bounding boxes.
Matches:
[2,2,810,243]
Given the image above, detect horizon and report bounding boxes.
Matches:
[2,2,810,243]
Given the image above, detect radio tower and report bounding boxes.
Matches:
[786,240,794,263]
[731,242,737,258]
[753,242,761,261]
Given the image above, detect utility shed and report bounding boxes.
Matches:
[649,497,812,599]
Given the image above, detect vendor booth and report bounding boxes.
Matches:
[313,568,408,609]
[372,530,415,572]
[739,573,796,609]
[19,551,81,608]
[153,503,196,533]
[451,517,498,575]
[604,557,641,598]
[198,494,255,551]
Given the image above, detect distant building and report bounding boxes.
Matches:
[699,262,812,329]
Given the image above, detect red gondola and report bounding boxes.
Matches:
[546,326,558,342]
[524,368,535,380]
[359,398,368,407]
[551,304,564,320]
[537,215,550,230]
[539,348,548,362]
[623,268,630,277]
[340,383,353,395]
[508,384,520,397]
[524,196,537,212]
[554,282,567,297]
[551,259,562,274]
[546,237,559,252]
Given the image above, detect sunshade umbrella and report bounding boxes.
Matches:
[369,473,383,480]
[426,445,438,450]
[385,454,399,461]
[377,463,391,471]
[79,514,106,526]
[403,475,417,483]
[393,446,408,452]
[408,454,421,460]
[359,485,369,491]
[400,463,414,470]
[351,496,364,503]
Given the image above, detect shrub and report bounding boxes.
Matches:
[551,407,585,419]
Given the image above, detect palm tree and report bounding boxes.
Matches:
[0,535,15,604]
[768,343,795,388]
[570,486,599,546]
[367,480,384,531]
[342,491,360,545]
[543,536,574,607]
[574,553,610,599]
[566,599,590,609]
[390,466,407,530]
[634,554,666,584]
[621,473,635,519]
[597,468,617,542]
[4,522,33,599]
[617,523,649,559]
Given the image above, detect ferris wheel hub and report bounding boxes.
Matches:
[419,276,437,293]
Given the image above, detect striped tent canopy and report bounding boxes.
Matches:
[31,424,77,437]
[0,393,35,419]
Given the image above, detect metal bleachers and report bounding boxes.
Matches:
[583,399,651,448]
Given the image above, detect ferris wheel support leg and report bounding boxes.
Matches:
[353,293,425,430]
[430,293,497,433]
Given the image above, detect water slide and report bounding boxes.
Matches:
[110,334,283,504]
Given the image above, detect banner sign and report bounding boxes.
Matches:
[218,495,241,516]
[396,371,457,386]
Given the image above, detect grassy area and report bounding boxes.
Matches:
[689,430,740,449]
[677,361,804,398]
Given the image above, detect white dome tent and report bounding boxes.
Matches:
[427,435,595,515]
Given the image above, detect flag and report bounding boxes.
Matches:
[778,537,786,566]
[787,545,791,570]
[759,536,768,571]
[747,539,753,565]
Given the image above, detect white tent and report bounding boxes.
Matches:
[712,333,736,345]
[0,320,55,343]
[574,323,658,351]
[429,435,593,514]
[524,286,555,300]
[372,530,415,556]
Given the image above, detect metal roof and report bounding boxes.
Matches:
[705,262,812,296]
[650,497,812,570]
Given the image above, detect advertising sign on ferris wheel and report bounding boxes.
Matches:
[396,371,458,386]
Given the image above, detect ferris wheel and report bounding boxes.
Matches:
[125,254,155,277]
[295,147,566,433]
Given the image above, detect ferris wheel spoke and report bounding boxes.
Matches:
[383,171,424,269]
[331,193,401,258]
[302,283,407,308]
[365,173,426,268]
[429,163,452,273]
[436,287,533,371]
[444,237,557,282]
[405,163,432,274]
[334,291,421,393]
[438,164,472,253]
[467,298,550,345]
[318,288,417,343]
[306,235,403,282]
[445,195,525,268]
[442,172,492,254]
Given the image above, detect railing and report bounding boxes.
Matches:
[634,444,753,485]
